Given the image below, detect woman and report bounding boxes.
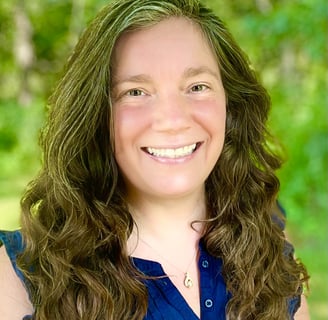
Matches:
[0,0,309,319]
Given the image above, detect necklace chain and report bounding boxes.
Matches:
[137,236,198,288]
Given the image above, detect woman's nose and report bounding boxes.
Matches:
[151,94,191,133]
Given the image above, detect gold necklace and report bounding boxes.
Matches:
[138,237,198,288]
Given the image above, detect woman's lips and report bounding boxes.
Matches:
[142,142,202,159]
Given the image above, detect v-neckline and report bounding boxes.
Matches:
[132,256,201,319]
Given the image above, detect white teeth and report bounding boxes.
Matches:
[146,143,197,158]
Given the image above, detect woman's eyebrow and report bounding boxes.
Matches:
[111,74,152,89]
[182,66,220,80]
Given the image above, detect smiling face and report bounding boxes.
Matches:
[111,17,226,203]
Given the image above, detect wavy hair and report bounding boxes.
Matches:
[18,0,308,319]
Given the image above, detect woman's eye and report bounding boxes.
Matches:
[126,89,145,96]
[190,84,208,92]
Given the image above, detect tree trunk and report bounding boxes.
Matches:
[13,1,35,107]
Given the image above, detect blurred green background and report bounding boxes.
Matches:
[0,0,327,318]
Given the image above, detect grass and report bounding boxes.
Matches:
[0,196,20,229]
[0,176,30,229]
[287,226,328,320]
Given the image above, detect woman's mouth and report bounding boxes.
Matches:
[142,142,201,159]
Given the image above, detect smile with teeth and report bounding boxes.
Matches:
[145,143,198,159]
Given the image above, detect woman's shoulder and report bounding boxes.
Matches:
[0,230,25,274]
[0,229,27,283]
[0,230,34,318]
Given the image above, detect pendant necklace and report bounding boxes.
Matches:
[138,237,198,288]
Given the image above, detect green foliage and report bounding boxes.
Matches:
[0,100,44,180]
[0,101,22,150]
[0,0,327,318]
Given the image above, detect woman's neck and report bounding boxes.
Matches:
[126,190,206,256]
[130,192,205,232]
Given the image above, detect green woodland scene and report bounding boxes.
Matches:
[0,0,327,318]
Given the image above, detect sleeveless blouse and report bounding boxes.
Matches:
[0,230,300,319]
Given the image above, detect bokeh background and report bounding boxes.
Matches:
[0,0,327,318]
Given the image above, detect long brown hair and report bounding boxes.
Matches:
[18,0,308,319]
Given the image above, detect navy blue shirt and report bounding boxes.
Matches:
[133,240,229,319]
[0,230,300,319]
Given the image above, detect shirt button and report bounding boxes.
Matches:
[204,299,213,308]
[201,260,209,268]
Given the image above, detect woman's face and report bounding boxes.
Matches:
[111,17,226,203]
